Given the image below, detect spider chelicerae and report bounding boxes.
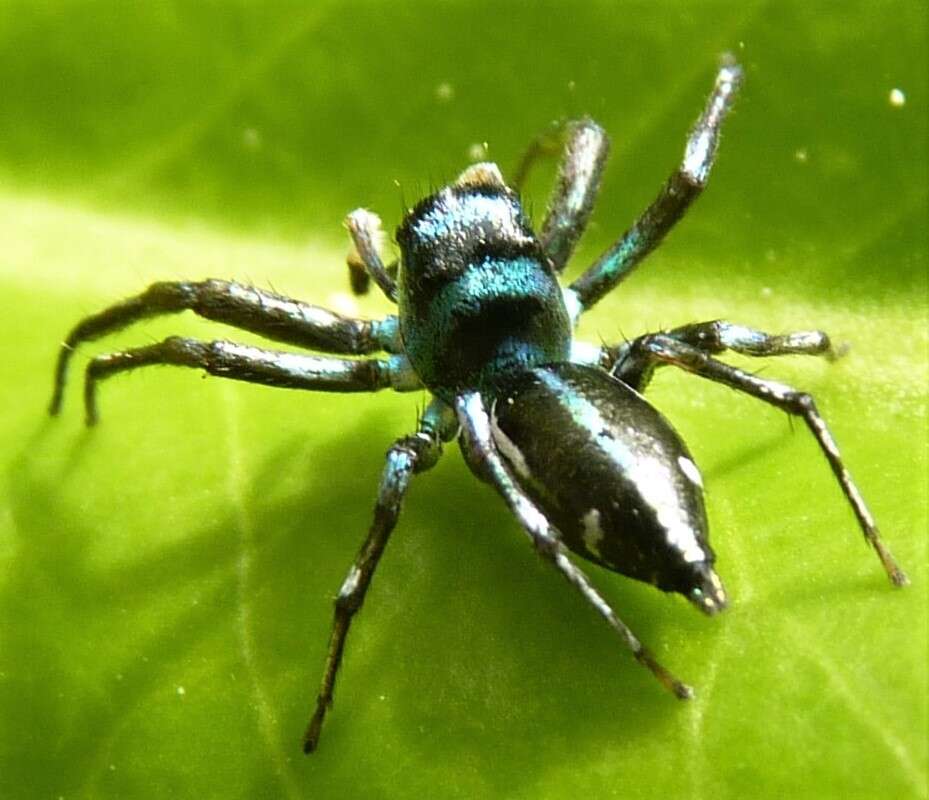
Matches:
[49,56,907,753]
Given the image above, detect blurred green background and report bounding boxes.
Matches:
[1,2,926,799]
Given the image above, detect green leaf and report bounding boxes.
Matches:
[1,3,926,799]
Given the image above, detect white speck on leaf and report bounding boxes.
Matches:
[468,142,489,161]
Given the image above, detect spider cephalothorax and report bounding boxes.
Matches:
[49,56,907,754]
[396,166,572,398]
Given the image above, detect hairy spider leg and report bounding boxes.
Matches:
[606,319,839,391]
[304,399,456,752]
[613,333,908,587]
[568,56,743,314]
[345,209,399,302]
[49,279,402,415]
[511,118,610,274]
[81,336,420,425]
[456,392,694,700]
[346,252,399,297]
[510,118,567,192]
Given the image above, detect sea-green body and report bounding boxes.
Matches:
[396,183,572,401]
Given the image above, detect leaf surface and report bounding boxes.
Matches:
[1,3,926,798]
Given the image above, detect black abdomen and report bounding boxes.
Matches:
[491,363,715,595]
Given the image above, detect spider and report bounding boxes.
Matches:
[49,56,907,754]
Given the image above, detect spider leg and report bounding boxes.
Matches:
[304,399,455,753]
[511,118,610,274]
[511,118,565,192]
[82,336,420,425]
[455,391,694,700]
[615,332,908,587]
[49,279,401,415]
[346,251,398,296]
[604,319,840,392]
[345,209,398,302]
[567,56,743,314]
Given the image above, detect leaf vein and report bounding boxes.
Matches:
[223,386,302,799]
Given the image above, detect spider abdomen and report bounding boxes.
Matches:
[490,362,726,613]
